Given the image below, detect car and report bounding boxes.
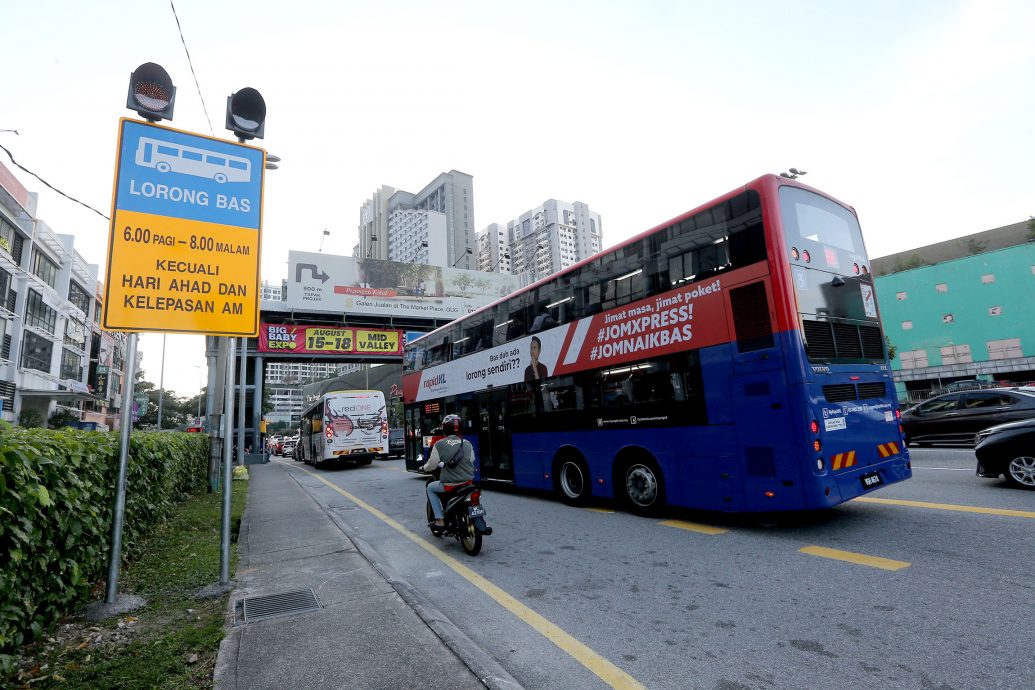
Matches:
[388,428,405,458]
[281,437,297,457]
[901,389,1035,446]
[975,418,1035,489]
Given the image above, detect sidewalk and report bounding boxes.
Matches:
[214,462,521,690]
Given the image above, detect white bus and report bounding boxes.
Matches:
[135,137,251,184]
[300,390,388,468]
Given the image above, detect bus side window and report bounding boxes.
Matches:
[312,418,322,432]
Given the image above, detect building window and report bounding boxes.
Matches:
[68,281,91,314]
[25,290,58,334]
[0,268,10,311]
[942,314,955,324]
[895,291,907,301]
[902,321,913,330]
[936,283,948,293]
[31,249,60,289]
[21,331,53,373]
[981,274,995,284]
[899,349,928,370]
[940,344,972,364]
[987,338,1023,360]
[989,306,1002,316]
[0,217,16,256]
[60,348,83,381]
[64,316,87,349]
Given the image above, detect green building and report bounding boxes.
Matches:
[872,220,1035,403]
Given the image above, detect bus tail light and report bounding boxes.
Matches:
[816,458,825,471]
[895,409,901,420]
[810,420,819,434]
[325,425,334,442]
[802,250,811,263]
[764,491,775,498]
[813,439,822,453]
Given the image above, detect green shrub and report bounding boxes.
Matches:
[0,428,208,653]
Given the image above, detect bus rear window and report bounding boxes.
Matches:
[780,187,862,254]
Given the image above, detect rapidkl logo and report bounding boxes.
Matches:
[423,373,446,389]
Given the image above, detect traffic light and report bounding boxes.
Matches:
[225,87,266,140]
[126,63,176,122]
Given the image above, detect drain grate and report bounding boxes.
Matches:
[240,588,321,623]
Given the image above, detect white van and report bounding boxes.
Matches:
[300,390,388,468]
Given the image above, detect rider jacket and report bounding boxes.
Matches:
[421,435,475,485]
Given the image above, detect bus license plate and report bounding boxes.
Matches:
[860,472,883,489]
[469,505,486,518]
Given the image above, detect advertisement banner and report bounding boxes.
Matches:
[404,273,746,403]
[257,323,402,356]
[285,250,518,320]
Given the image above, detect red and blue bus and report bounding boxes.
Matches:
[402,175,911,514]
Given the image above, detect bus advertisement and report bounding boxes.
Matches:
[300,390,388,468]
[403,174,910,514]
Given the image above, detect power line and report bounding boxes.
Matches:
[0,142,109,221]
[169,0,215,137]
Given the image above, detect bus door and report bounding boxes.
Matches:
[477,389,514,481]
[404,406,424,472]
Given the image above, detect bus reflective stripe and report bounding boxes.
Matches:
[888,441,899,454]
[877,442,899,458]
[831,451,857,471]
[562,317,593,366]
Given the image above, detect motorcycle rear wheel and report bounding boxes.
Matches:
[458,515,482,556]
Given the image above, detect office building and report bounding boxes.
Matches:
[872,220,1035,402]
[0,160,124,427]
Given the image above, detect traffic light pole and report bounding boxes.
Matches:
[105,331,138,604]
[220,336,236,584]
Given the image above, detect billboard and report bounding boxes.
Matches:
[286,251,518,320]
[257,323,402,356]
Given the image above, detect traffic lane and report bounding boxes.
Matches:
[285,462,616,690]
[883,447,1035,510]
[301,461,1032,690]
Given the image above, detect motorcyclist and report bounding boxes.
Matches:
[421,413,475,528]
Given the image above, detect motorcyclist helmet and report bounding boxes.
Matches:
[442,414,461,434]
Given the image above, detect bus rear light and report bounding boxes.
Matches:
[802,250,811,263]
[810,420,819,434]
[895,409,901,420]
[791,247,800,261]
[853,263,860,274]
[816,458,825,471]
[325,426,333,441]
[813,439,822,452]
[764,491,775,498]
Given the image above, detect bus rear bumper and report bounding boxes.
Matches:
[833,456,912,503]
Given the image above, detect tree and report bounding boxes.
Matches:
[48,408,81,429]
[885,335,897,361]
[452,272,474,295]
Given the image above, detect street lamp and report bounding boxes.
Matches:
[319,228,330,252]
[453,247,473,268]
[780,167,807,180]
[410,240,429,264]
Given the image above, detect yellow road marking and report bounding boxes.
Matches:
[293,465,646,690]
[658,519,728,535]
[856,496,1035,519]
[799,545,911,571]
[586,508,616,514]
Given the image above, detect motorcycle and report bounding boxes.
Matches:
[425,465,492,556]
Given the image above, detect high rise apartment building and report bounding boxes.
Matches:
[265,361,340,385]
[476,200,602,283]
[387,209,447,266]
[358,171,475,269]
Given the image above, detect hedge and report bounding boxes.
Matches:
[0,427,208,653]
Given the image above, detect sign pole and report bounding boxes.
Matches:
[237,338,247,464]
[105,331,138,604]
[156,333,166,429]
[220,336,236,584]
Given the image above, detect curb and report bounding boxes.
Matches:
[284,465,524,690]
[212,478,253,690]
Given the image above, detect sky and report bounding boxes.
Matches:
[4,0,1033,397]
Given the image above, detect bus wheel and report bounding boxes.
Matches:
[556,456,591,506]
[621,459,666,517]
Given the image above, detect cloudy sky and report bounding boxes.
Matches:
[4,0,1033,397]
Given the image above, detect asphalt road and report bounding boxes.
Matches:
[278,447,1034,690]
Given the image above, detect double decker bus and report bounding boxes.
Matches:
[402,175,911,514]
